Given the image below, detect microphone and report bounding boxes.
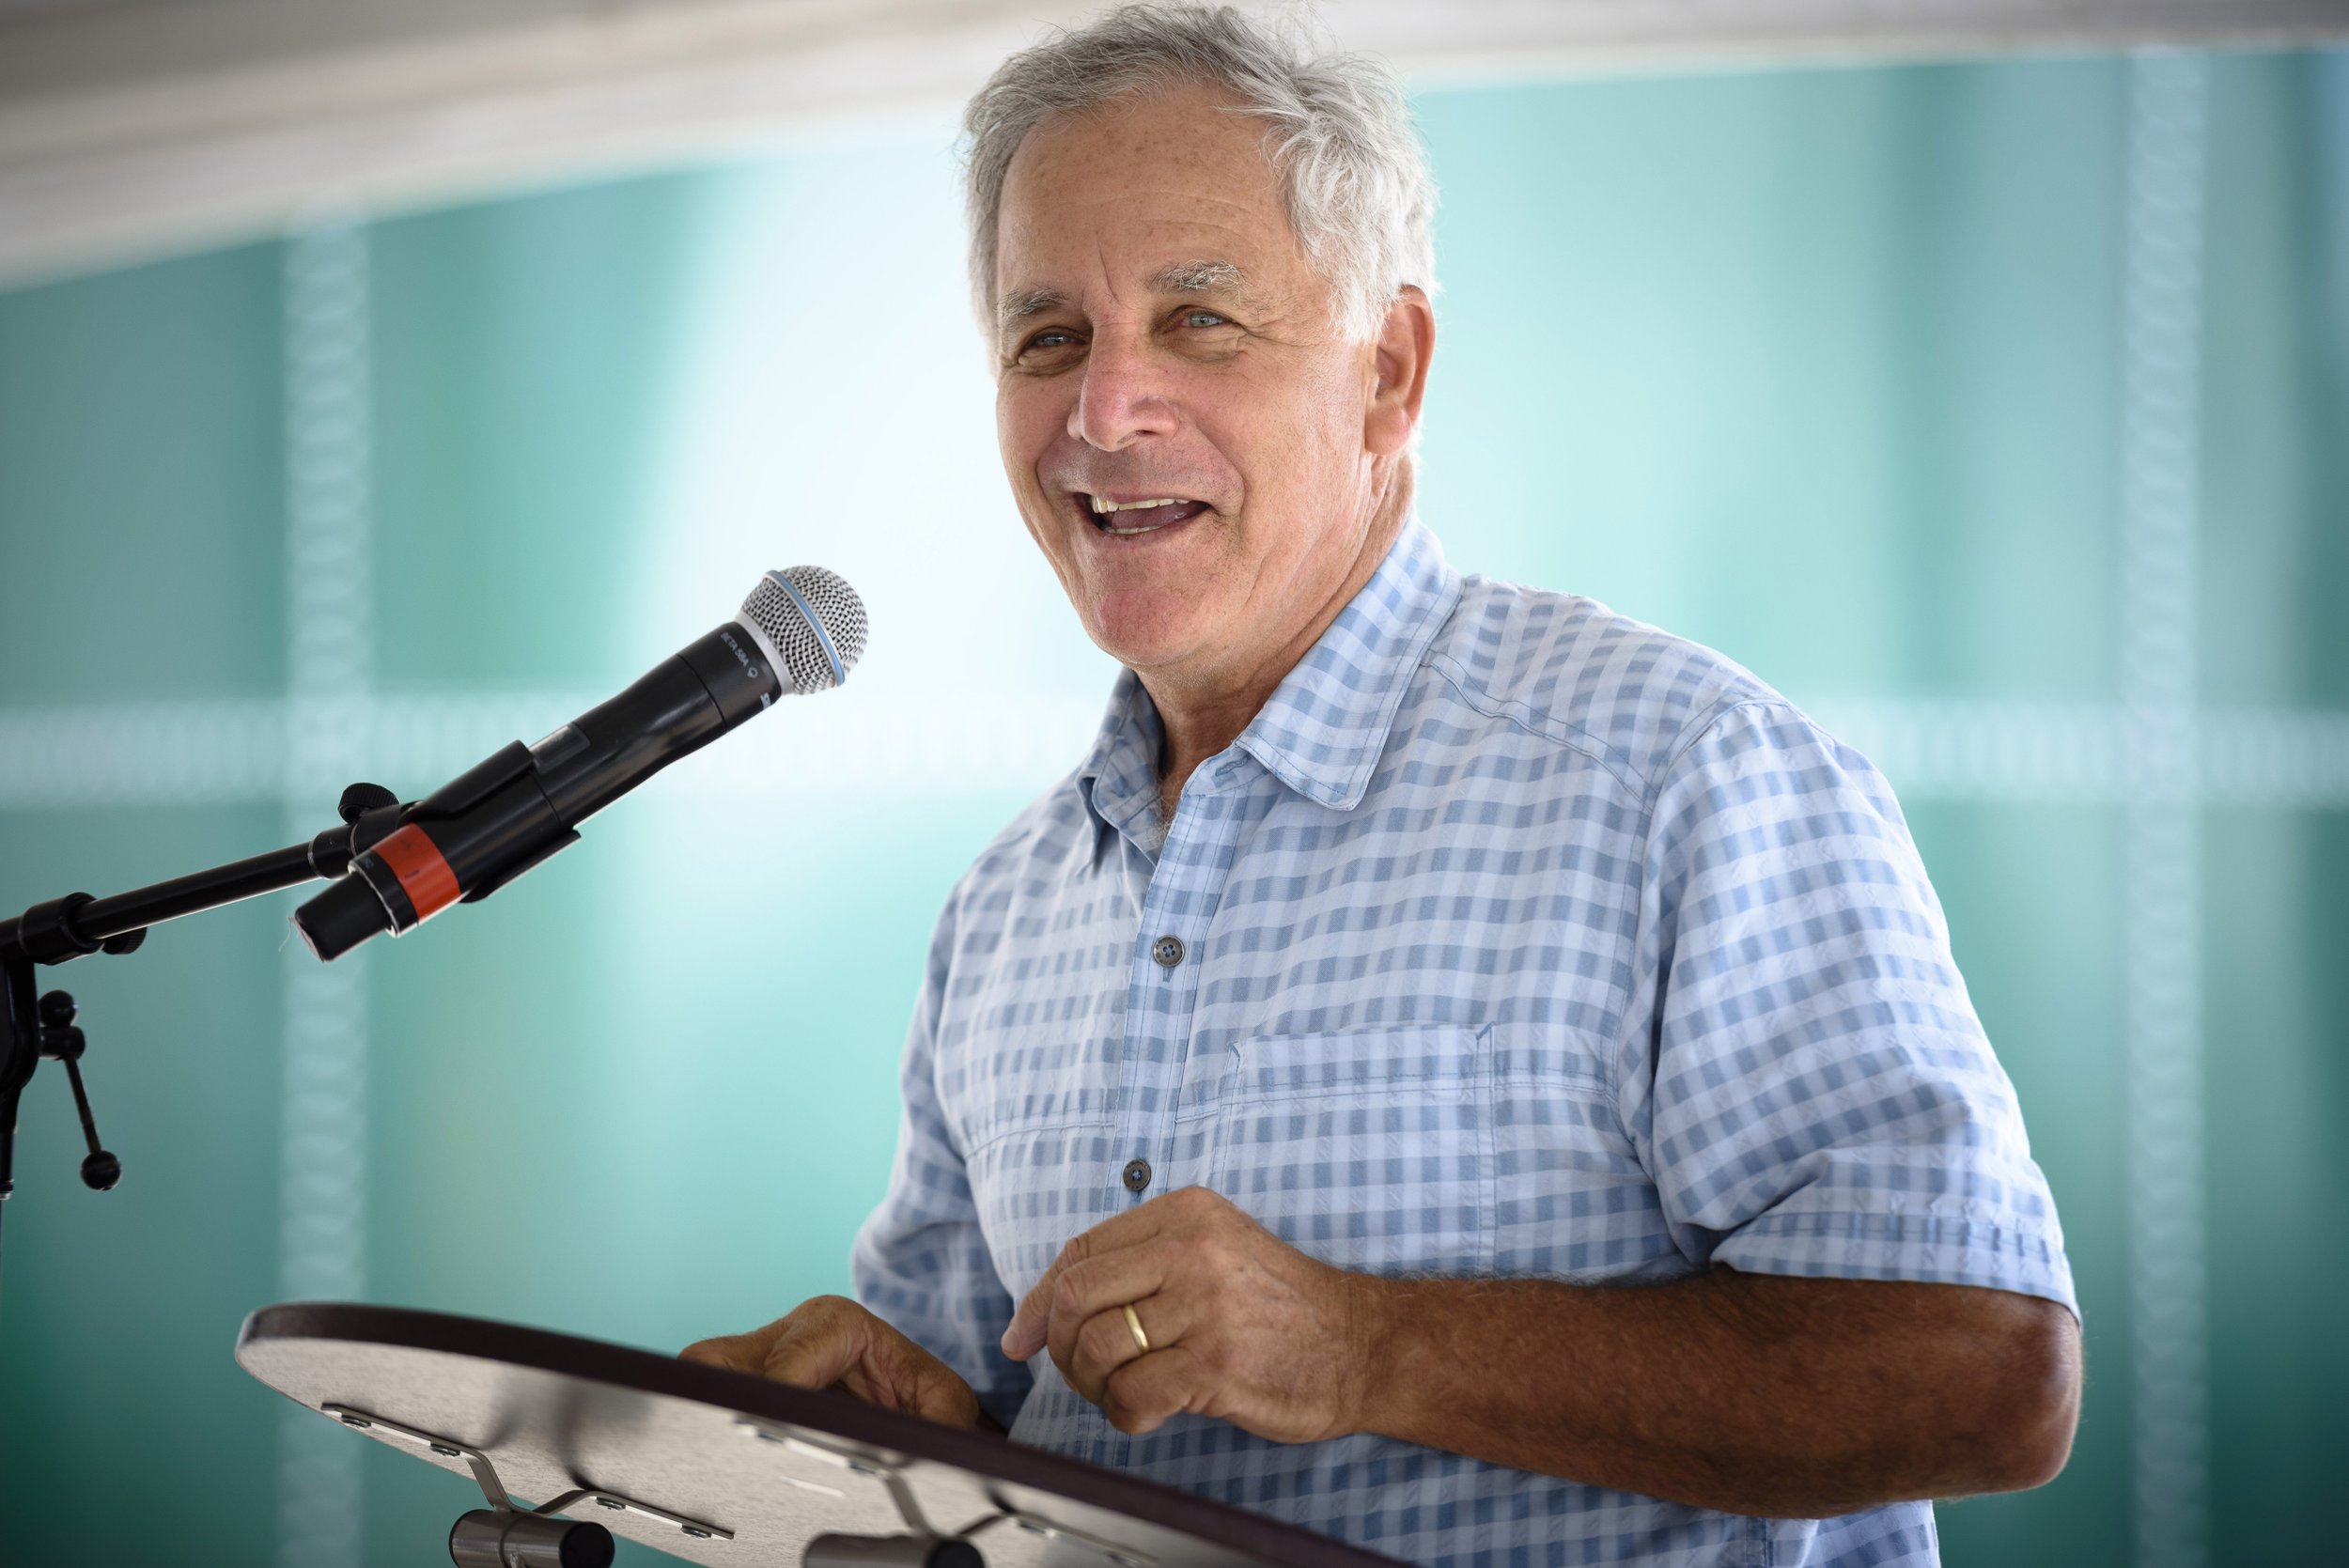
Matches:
[292,567,866,962]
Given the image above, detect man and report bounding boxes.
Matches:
[686,8,2081,1563]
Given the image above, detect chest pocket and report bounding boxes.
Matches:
[1209,1024,1499,1277]
[1210,1024,1648,1282]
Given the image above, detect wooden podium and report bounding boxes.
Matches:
[237,1303,1404,1568]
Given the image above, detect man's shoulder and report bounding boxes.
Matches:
[1423,574,1790,798]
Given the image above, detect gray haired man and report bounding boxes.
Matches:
[688,8,2082,1564]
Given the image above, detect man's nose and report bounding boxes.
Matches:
[1068,335,1179,451]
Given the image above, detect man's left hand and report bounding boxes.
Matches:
[1000,1186,1377,1442]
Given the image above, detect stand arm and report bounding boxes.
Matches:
[0,831,361,968]
[0,783,405,1323]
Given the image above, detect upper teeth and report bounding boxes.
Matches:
[1090,495,1183,513]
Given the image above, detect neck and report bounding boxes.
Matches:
[1141,470,1413,820]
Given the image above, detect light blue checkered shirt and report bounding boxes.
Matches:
[853,517,2075,1567]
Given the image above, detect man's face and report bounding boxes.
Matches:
[991,85,1413,691]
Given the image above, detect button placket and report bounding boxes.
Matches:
[1112,781,1237,1218]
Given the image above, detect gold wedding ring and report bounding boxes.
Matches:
[1121,1302,1151,1355]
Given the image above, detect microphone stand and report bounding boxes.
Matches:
[0,783,408,1316]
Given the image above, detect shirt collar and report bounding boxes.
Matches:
[1075,514,1461,844]
[1075,667,1168,855]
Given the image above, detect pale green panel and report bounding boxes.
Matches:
[0,236,288,1568]
[0,244,286,703]
[353,801,1086,1343]
[1414,59,2123,705]
[573,791,1035,1345]
[358,788,1037,1337]
[1904,803,2127,1566]
[2200,52,2349,709]
[2192,58,2349,1559]
[0,807,288,1568]
[372,174,720,690]
[2201,807,2349,1561]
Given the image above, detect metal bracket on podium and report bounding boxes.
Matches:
[326,1402,733,1560]
[736,1419,1157,1568]
[738,1419,944,1536]
[972,1510,1159,1568]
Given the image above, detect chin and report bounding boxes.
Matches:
[1083,599,1215,673]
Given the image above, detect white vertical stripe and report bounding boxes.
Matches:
[2120,49,2209,1568]
[275,217,373,1568]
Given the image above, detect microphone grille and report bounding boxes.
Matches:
[740,565,868,694]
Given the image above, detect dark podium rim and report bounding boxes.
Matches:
[238,1301,1404,1568]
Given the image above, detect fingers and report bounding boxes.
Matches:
[682,1299,857,1382]
[833,1354,982,1428]
[1100,1344,1209,1436]
[1003,1224,1097,1361]
[1063,1293,1200,1405]
[756,1302,872,1393]
[683,1297,985,1430]
[1040,1246,1180,1374]
[1003,1191,1200,1359]
[1007,1188,1366,1443]
[678,1318,787,1374]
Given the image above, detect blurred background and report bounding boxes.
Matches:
[1,2,2343,1565]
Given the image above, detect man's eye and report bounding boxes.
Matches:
[1180,310,1230,329]
[1025,329,1075,350]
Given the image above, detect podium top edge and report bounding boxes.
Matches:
[236,1300,1406,1568]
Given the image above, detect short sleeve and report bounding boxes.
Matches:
[850,889,1036,1426]
[1616,701,2077,1314]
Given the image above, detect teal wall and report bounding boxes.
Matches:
[2,47,2343,1568]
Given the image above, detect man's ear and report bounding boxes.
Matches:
[1363,285,1436,458]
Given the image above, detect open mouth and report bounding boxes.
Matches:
[1077,492,1212,538]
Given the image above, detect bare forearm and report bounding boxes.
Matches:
[1000,1188,2080,1515]
[1348,1268,2080,1517]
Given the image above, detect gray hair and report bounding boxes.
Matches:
[961,4,1438,341]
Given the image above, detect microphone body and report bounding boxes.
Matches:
[294,569,862,961]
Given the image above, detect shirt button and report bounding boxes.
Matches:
[1122,1158,1152,1193]
[1150,935,1186,968]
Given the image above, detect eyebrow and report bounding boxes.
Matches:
[997,287,1067,329]
[994,259,1257,334]
[1149,258,1249,295]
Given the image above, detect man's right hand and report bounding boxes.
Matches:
[679,1296,992,1431]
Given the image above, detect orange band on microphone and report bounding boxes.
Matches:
[372,823,459,920]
